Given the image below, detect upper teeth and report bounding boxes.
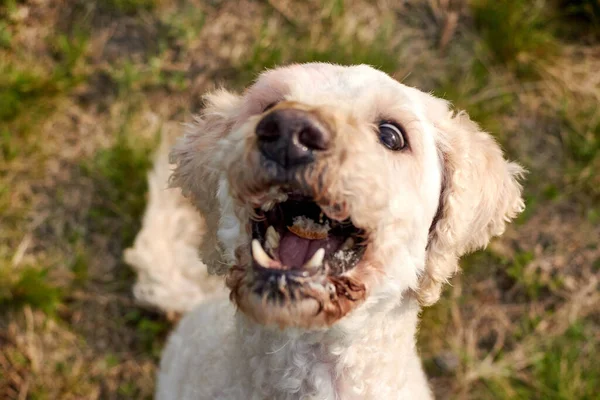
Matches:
[261,201,275,212]
[260,191,288,211]
[340,237,354,251]
[265,226,280,254]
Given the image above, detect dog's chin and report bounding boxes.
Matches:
[226,188,369,329]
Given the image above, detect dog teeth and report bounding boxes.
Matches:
[340,237,354,251]
[261,202,274,212]
[252,239,275,267]
[265,226,280,251]
[278,274,287,293]
[303,248,325,272]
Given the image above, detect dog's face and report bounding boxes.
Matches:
[171,63,524,329]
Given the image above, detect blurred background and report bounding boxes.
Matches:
[1,0,599,398]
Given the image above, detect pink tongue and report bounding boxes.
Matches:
[279,233,311,267]
[278,231,343,268]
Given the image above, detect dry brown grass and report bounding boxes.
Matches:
[1,0,598,399]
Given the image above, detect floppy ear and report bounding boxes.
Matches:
[417,108,525,306]
[169,89,243,275]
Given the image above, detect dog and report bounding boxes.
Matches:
[126,63,525,399]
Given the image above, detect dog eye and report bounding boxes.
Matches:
[378,122,406,151]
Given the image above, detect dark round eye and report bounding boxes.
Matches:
[378,122,406,151]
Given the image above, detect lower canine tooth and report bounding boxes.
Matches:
[304,248,325,271]
[252,239,274,267]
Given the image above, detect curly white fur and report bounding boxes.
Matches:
[124,128,224,314]
[125,63,524,399]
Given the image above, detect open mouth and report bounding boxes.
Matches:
[250,193,366,280]
[226,185,370,327]
[226,190,369,327]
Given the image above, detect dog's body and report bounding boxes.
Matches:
[125,63,524,399]
[156,296,430,399]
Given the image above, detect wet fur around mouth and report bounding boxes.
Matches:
[226,262,366,329]
[225,190,369,328]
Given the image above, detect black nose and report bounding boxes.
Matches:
[255,108,331,168]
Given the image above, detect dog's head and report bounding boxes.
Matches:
[171,63,524,329]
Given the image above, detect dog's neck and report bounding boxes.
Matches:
[234,294,424,399]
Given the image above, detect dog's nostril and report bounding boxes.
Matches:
[256,115,281,142]
[298,126,329,151]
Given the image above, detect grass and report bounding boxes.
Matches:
[0,266,63,315]
[470,0,558,76]
[553,0,600,40]
[558,100,600,199]
[81,115,158,264]
[0,24,87,119]
[237,1,401,83]
[481,321,599,399]
[102,0,157,15]
[1,0,598,399]
[0,63,63,122]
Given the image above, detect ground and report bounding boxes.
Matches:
[0,0,599,399]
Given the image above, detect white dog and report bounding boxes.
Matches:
[126,63,524,399]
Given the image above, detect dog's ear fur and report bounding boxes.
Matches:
[169,89,243,275]
[417,98,525,306]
